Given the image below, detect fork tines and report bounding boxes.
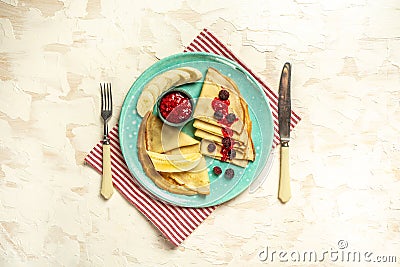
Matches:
[99,82,114,199]
[100,83,112,114]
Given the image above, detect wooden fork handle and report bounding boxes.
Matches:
[101,144,114,199]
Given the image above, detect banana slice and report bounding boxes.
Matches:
[178,67,203,81]
[137,91,155,117]
[150,75,169,92]
[146,84,161,102]
[136,67,202,117]
[163,69,191,86]
[146,150,202,172]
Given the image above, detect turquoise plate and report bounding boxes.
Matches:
[119,52,274,207]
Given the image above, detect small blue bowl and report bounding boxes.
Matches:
[156,89,194,127]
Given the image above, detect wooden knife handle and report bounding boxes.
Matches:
[101,144,114,199]
[278,145,291,203]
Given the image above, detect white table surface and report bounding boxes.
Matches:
[1,0,399,266]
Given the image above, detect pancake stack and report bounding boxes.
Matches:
[193,68,255,167]
[137,112,210,195]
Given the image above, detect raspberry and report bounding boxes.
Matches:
[214,110,223,120]
[213,166,222,175]
[226,113,236,124]
[222,137,231,148]
[228,149,236,159]
[218,89,230,100]
[207,143,216,153]
[224,168,235,179]
[159,91,192,123]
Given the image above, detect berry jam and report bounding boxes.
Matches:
[220,137,234,161]
[211,98,229,114]
[221,145,234,161]
[211,88,239,162]
[221,127,233,137]
[159,91,192,124]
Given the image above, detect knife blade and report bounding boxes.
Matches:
[278,62,292,203]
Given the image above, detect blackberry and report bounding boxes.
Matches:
[218,89,230,100]
[228,149,236,159]
[226,113,236,123]
[221,137,231,148]
[213,166,222,175]
[224,168,235,179]
[207,143,216,153]
[214,110,223,120]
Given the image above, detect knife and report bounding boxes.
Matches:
[278,62,292,203]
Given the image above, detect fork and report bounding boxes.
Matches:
[100,83,113,199]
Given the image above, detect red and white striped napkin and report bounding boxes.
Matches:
[85,29,301,246]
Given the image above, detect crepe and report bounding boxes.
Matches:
[193,119,249,146]
[160,157,210,195]
[137,112,198,195]
[164,144,201,155]
[139,112,209,195]
[193,68,246,134]
[194,129,247,152]
[200,139,250,168]
[192,68,255,167]
[145,112,199,153]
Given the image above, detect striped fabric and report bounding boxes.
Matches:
[84,29,301,246]
[185,29,301,146]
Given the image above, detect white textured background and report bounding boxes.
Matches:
[0,0,399,266]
